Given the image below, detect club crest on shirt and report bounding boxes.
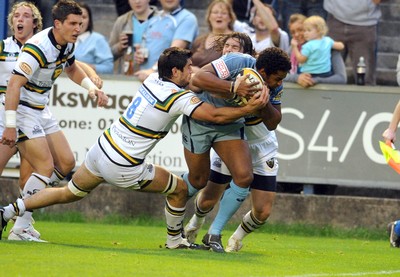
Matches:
[19,62,32,75]
[190,96,201,105]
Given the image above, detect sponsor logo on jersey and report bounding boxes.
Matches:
[212,59,230,79]
[19,62,32,75]
[190,96,201,105]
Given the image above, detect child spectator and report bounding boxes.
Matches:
[291,15,344,77]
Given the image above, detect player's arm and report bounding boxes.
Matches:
[75,60,103,89]
[1,74,28,146]
[383,100,400,142]
[65,61,108,107]
[191,91,267,124]
[260,102,282,130]
[191,64,260,99]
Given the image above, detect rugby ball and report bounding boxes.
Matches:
[237,68,264,105]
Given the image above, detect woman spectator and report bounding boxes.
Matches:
[190,0,236,73]
[75,2,113,74]
[285,13,346,87]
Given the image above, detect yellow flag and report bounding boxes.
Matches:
[379,141,400,174]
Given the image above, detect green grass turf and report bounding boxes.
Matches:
[2,215,400,277]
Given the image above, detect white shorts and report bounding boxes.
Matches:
[84,141,156,190]
[210,134,279,177]
[16,105,60,140]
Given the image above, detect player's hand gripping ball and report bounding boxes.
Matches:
[235,68,264,105]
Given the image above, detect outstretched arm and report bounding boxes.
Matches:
[65,62,108,107]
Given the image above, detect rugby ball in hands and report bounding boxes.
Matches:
[237,68,264,105]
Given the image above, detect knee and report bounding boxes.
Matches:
[189,172,209,189]
[58,156,76,174]
[232,172,253,188]
[253,207,272,222]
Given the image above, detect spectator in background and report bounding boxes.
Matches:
[21,0,56,28]
[231,0,278,25]
[281,0,326,34]
[246,0,289,54]
[113,0,184,16]
[75,2,113,74]
[133,0,198,81]
[285,13,346,87]
[109,0,157,74]
[190,0,235,73]
[291,15,344,78]
[324,0,382,86]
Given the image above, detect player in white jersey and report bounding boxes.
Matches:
[0,0,108,242]
[0,47,268,248]
[184,46,291,252]
[0,1,46,242]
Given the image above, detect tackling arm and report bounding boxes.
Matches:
[192,92,267,124]
[192,64,260,99]
[260,102,282,130]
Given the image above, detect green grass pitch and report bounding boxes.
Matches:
[2,216,400,277]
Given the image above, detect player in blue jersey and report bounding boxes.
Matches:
[0,47,268,248]
[0,0,108,241]
[183,41,291,252]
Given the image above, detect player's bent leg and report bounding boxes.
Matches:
[213,139,253,188]
[183,148,211,190]
[46,131,75,186]
[0,144,17,175]
[226,190,276,252]
[139,166,199,249]
[184,168,232,244]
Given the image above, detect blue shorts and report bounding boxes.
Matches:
[181,115,245,154]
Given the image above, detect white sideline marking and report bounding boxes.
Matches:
[286,270,400,277]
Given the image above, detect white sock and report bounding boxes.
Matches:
[49,168,66,187]
[3,199,26,221]
[12,211,33,231]
[232,211,265,240]
[165,199,185,243]
[13,173,49,229]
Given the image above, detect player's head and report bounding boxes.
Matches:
[256,47,291,89]
[52,0,83,44]
[158,47,193,87]
[303,15,328,40]
[52,0,83,23]
[8,1,43,38]
[214,32,254,56]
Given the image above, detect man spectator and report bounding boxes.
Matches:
[323,0,382,85]
[133,0,198,81]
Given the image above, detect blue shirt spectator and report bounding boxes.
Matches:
[75,2,113,74]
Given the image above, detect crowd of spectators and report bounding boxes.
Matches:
[5,0,393,86]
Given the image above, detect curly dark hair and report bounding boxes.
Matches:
[212,32,255,56]
[256,47,292,75]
